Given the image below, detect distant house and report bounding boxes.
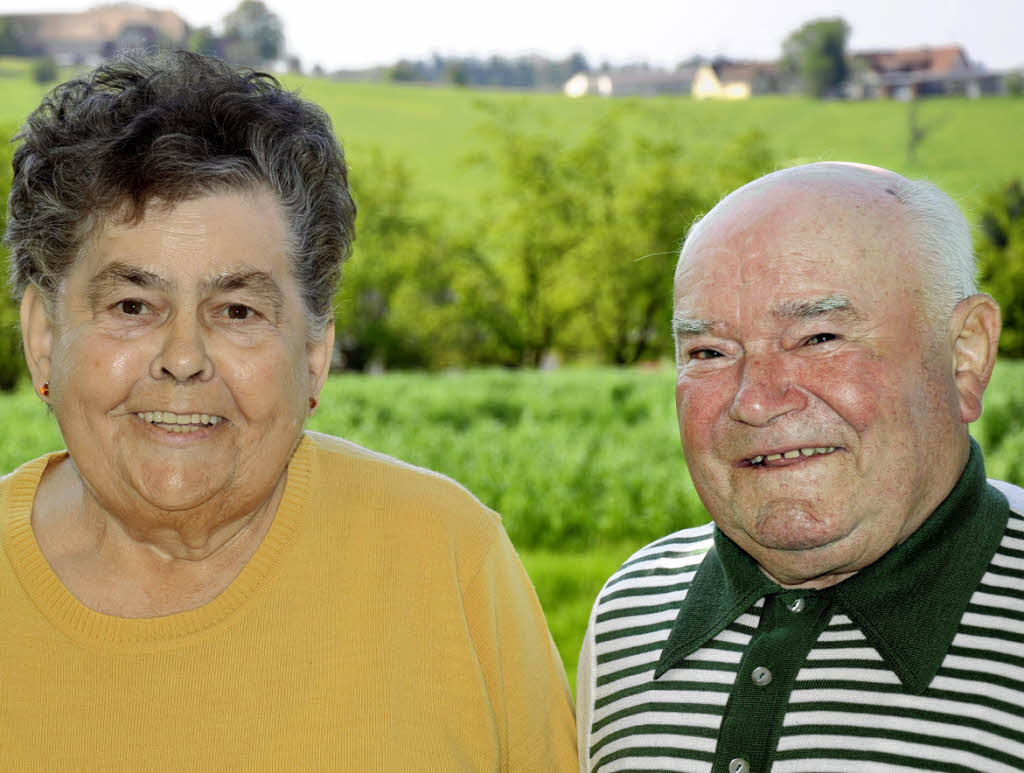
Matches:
[2,3,188,67]
[692,60,779,100]
[846,46,1002,99]
[564,67,696,98]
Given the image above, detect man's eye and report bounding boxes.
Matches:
[690,349,723,360]
[806,333,837,345]
[118,299,146,315]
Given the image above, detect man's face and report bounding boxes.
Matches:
[673,174,964,588]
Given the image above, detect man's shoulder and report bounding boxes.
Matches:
[989,478,1024,517]
[595,522,716,609]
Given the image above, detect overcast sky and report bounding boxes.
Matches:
[5,0,1022,72]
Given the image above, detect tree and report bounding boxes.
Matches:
[780,17,850,98]
[222,0,284,66]
[462,105,774,366]
[187,26,221,58]
[977,179,1024,357]
[0,124,28,391]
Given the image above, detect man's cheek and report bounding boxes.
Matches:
[676,378,732,452]
[806,356,886,433]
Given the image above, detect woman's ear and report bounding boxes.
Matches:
[20,286,54,394]
[948,293,1002,423]
[306,321,335,400]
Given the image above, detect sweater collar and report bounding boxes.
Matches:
[655,439,1009,694]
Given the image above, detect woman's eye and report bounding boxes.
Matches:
[806,333,837,345]
[226,304,252,320]
[118,299,146,315]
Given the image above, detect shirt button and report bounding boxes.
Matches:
[751,666,773,686]
[729,758,751,773]
[787,598,806,613]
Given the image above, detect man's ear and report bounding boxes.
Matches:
[949,293,1001,424]
[306,321,335,399]
[20,286,54,396]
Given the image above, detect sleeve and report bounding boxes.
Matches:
[576,615,596,772]
[462,526,578,772]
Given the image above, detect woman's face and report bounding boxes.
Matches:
[23,188,333,524]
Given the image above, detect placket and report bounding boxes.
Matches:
[711,589,835,773]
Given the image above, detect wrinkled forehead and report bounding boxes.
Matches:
[674,167,916,309]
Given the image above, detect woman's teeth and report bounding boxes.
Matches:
[137,411,222,432]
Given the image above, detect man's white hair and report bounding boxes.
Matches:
[885,175,978,326]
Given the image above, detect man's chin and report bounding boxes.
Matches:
[751,499,851,551]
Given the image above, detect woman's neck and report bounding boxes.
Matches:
[30,456,284,617]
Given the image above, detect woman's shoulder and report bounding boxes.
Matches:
[299,430,503,535]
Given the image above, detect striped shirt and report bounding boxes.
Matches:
[578,445,1024,772]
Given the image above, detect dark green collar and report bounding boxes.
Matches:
[655,439,1010,693]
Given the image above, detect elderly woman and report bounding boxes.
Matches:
[1,51,576,770]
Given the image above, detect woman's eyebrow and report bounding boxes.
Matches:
[86,262,171,307]
[200,270,286,317]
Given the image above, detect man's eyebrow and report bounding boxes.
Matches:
[671,313,726,337]
[87,262,172,307]
[771,294,860,321]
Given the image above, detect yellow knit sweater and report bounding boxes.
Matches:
[0,432,577,771]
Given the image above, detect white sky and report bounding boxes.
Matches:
[3,0,1022,72]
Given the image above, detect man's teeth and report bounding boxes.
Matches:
[137,411,222,431]
[750,447,835,465]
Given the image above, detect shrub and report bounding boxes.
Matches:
[976,179,1024,356]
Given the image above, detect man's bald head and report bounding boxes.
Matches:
[679,162,977,332]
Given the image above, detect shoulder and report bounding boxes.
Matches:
[0,452,65,498]
[304,430,498,517]
[589,520,716,622]
[989,478,1024,517]
[299,431,505,580]
[604,522,716,589]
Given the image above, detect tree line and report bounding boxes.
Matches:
[1,104,1023,388]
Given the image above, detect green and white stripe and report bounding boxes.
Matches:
[578,480,1024,772]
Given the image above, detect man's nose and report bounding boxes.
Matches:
[728,353,806,426]
[150,315,215,383]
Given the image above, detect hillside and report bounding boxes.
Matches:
[2,63,1023,213]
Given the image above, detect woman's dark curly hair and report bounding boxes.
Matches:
[5,50,356,338]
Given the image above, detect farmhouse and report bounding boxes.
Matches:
[692,60,779,100]
[564,67,696,98]
[1,3,188,66]
[846,45,1002,99]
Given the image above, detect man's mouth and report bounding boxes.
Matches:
[136,411,224,433]
[743,446,838,467]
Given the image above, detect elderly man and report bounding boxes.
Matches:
[577,162,1024,772]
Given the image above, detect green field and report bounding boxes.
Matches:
[3,361,1022,689]
[2,60,1024,214]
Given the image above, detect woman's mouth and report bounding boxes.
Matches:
[136,411,224,433]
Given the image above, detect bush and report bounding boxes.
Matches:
[0,124,27,391]
[977,179,1024,356]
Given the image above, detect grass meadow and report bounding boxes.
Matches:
[3,361,1022,690]
[3,60,1024,215]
